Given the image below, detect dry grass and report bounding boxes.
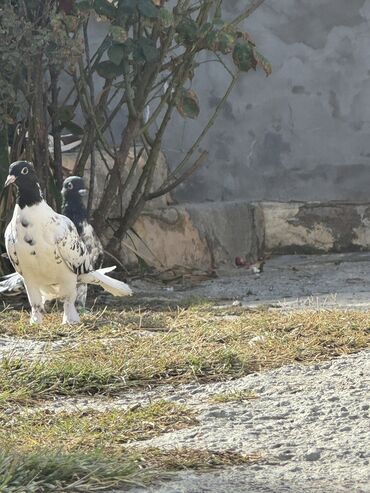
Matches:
[0,397,259,490]
[0,447,261,492]
[210,389,258,404]
[0,307,369,405]
[131,447,261,471]
[0,401,198,454]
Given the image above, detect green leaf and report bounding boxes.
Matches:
[118,0,138,15]
[76,0,92,12]
[199,22,213,35]
[94,0,117,18]
[214,3,222,23]
[109,25,128,43]
[137,0,159,18]
[108,44,125,65]
[96,60,122,79]
[136,38,160,63]
[159,8,173,28]
[176,88,200,119]
[232,41,257,72]
[58,105,75,123]
[176,18,199,45]
[214,31,236,54]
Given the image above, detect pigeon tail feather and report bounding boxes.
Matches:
[78,267,132,297]
[0,272,25,295]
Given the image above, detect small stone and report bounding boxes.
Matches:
[232,300,242,306]
[305,450,321,461]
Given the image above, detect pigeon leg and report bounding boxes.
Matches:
[62,287,80,325]
[76,283,87,311]
[62,300,80,324]
[23,281,43,325]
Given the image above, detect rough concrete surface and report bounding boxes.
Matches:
[262,201,370,254]
[115,200,370,269]
[126,350,370,493]
[125,201,264,270]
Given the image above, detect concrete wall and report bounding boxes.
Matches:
[72,1,370,206]
[164,0,370,204]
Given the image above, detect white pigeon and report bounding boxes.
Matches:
[4,160,132,325]
[0,175,105,310]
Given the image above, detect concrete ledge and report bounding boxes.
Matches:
[262,201,370,254]
[117,200,370,270]
[120,201,265,269]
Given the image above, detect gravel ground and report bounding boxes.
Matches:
[131,252,370,310]
[0,336,70,360]
[127,350,370,493]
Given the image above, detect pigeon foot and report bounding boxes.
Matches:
[62,301,80,325]
[30,307,43,325]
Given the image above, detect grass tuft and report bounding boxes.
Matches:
[0,449,142,492]
[131,447,261,471]
[0,401,198,454]
[210,389,258,404]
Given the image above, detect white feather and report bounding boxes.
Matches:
[78,268,132,297]
[0,272,24,296]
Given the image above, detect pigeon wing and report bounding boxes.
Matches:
[80,222,104,269]
[4,223,22,274]
[55,215,92,275]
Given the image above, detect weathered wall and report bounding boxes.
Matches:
[69,1,370,206]
[165,0,370,203]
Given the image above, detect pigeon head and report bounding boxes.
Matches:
[4,161,43,208]
[61,176,88,200]
[61,176,88,234]
[5,161,37,187]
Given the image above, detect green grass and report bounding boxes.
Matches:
[0,449,142,492]
[0,308,369,406]
[0,447,260,492]
[0,401,198,454]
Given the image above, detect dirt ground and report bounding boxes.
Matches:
[132,252,370,310]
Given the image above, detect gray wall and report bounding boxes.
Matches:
[164,0,370,203]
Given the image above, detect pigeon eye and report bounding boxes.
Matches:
[21,167,29,175]
[67,182,73,190]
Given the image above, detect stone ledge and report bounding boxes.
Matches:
[117,200,370,270]
[120,201,265,270]
[261,201,370,254]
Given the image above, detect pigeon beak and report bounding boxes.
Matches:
[4,175,16,187]
[78,189,88,197]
